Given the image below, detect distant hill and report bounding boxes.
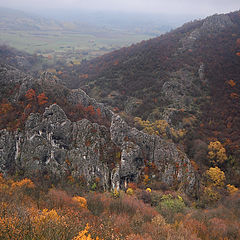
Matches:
[0,7,64,31]
[60,11,240,184]
[0,7,105,32]
[0,7,118,33]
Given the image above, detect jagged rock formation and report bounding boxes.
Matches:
[110,114,197,195]
[0,64,198,196]
[180,14,234,52]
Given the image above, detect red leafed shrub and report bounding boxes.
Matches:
[121,195,158,221]
[126,233,153,240]
[208,217,228,239]
[47,188,74,209]
[183,217,209,239]
[0,102,13,114]
[114,213,131,236]
[37,93,48,105]
[85,105,95,116]
[25,89,36,101]
[96,108,101,118]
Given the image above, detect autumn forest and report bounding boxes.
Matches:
[1,4,240,240]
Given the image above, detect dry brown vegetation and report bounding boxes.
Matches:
[1,174,240,240]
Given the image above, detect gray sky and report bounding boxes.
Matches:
[0,0,239,16]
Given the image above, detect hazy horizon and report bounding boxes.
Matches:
[0,0,239,17]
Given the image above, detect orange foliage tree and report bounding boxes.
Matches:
[37,93,48,105]
[25,89,36,101]
[227,79,236,87]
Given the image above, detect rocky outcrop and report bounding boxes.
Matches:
[0,64,33,102]
[0,64,32,85]
[110,115,197,196]
[180,14,234,52]
[201,14,234,33]
[161,68,202,110]
[0,64,198,196]
[67,88,113,120]
[0,104,116,190]
[0,102,198,195]
[0,129,16,175]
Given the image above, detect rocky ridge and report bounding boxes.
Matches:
[180,13,234,52]
[0,64,198,196]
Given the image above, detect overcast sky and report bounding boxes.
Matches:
[0,0,239,16]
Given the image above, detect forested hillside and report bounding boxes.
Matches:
[58,11,240,185]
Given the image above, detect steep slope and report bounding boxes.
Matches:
[0,64,197,196]
[68,12,240,120]
[59,12,240,183]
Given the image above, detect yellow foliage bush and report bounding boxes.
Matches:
[0,215,30,240]
[170,127,186,139]
[205,167,225,187]
[111,188,120,198]
[146,188,151,193]
[134,117,186,140]
[31,208,62,227]
[126,188,134,196]
[226,184,238,194]
[208,141,227,165]
[72,224,102,240]
[30,208,68,239]
[143,175,150,185]
[203,186,220,202]
[1,175,35,193]
[72,196,87,208]
[202,167,226,205]
[10,178,35,192]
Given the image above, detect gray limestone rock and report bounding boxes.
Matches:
[0,102,198,196]
[180,14,234,52]
[0,129,16,174]
[0,63,198,196]
[110,114,198,196]
[67,88,113,120]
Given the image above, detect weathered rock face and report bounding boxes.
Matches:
[110,115,197,196]
[0,104,116,190]
[0,129,16,175]
[181,14,234,52]
[201,14,234,33]
[67,88,113,120]
[0,64,33,103]
[0,102,198,195]
[0,63,34,85]
[0,64,198,196]
[155,66,206,128]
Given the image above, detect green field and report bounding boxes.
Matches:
[0,7,156,61]
[0,29,151,55]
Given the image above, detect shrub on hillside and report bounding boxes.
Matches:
[157,194,186,223]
